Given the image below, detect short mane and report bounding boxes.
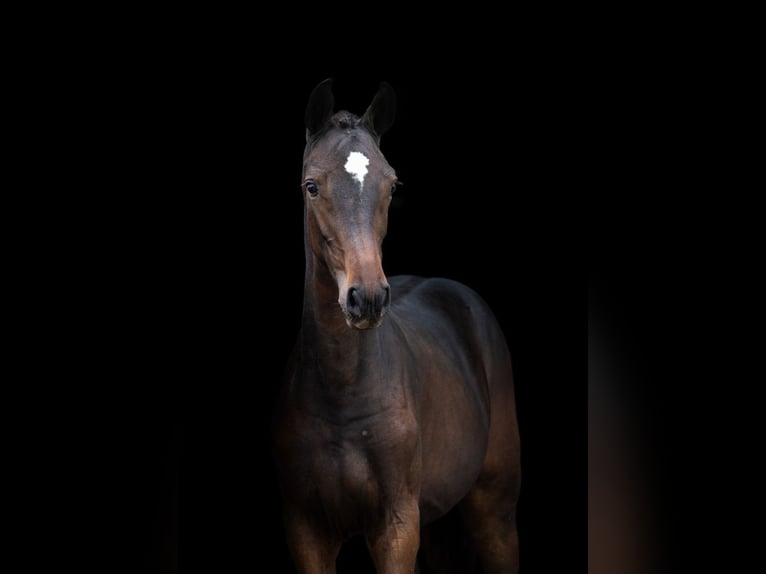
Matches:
[306,111,366,149]
[330,111,360,130]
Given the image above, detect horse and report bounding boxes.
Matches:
[273,79,521,573]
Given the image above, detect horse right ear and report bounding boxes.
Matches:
[305,78,334,142]
[361,82,396,143]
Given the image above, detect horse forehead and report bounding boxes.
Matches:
[308,131,386,174]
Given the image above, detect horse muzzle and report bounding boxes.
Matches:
[342,282,391,329]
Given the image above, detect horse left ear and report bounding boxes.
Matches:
[362,82,396,143]
[305,78,335,142]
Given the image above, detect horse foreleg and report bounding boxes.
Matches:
[366,500,420,574]
[283,510,340,574]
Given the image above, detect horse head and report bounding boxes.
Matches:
[302,79,399,330]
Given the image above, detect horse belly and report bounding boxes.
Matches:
[418,372,490,524]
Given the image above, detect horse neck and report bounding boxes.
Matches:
[301,231,379,387]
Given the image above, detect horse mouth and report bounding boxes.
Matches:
[351,318,383,330]
[342,308,386,330]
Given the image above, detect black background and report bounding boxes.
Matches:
[70,55,585,572]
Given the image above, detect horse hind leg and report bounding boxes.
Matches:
[460,390,522,573]
[460,480,519,574]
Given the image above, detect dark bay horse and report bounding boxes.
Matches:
[274,79,521,573]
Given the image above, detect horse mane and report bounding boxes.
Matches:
[306,111,366,149]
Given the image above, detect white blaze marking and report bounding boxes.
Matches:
[344,151,369,191]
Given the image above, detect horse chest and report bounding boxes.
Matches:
[318,438,377,504]
[295,410,420,519]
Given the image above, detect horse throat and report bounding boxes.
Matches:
[301,247,376,387]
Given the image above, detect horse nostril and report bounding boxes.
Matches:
[346,284,389,324]
[347,286,361,316]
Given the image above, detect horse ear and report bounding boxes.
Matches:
[305,78,335,141]
[362,82,396,142]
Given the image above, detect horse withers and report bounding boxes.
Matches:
[273,79,521,573]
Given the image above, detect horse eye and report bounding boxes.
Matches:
[390,181,402,195]
[304,180,319,197]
